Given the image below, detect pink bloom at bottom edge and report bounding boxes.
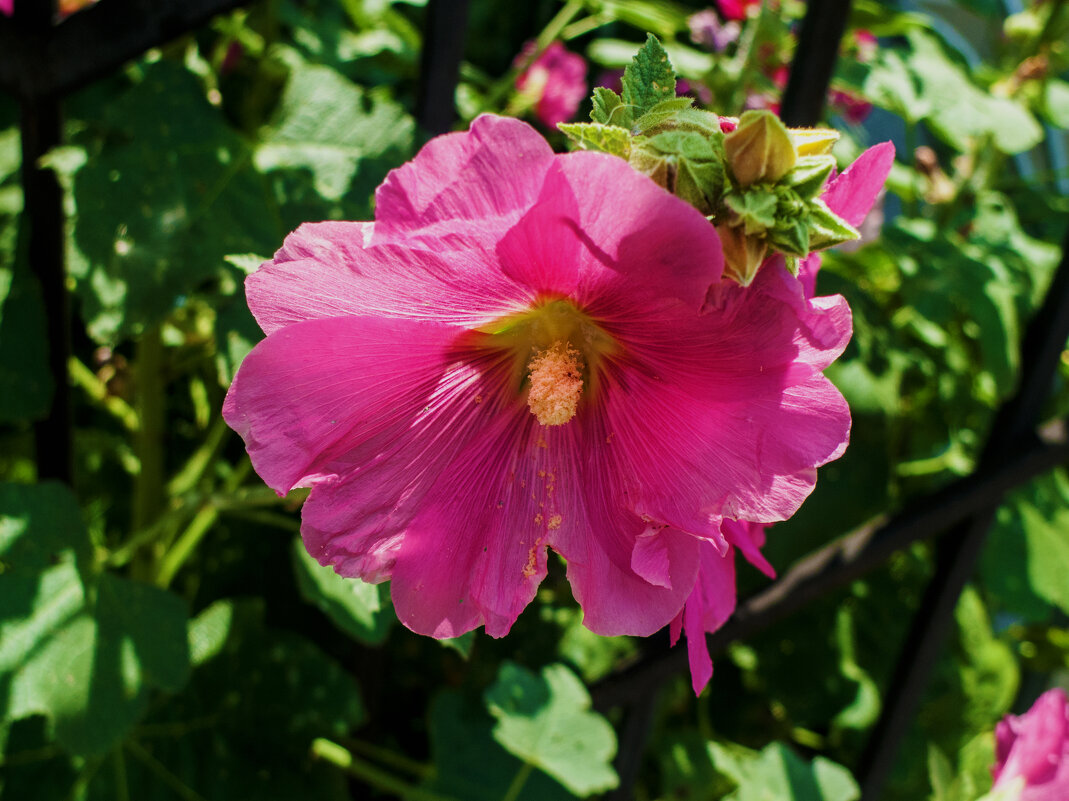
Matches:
[224,114,885,693]
[993,689,1069,801]
[515,41,587,128]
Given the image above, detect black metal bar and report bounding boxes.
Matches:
[856,224,1069,801]
[780,0,854,126]
[416,0,469,137]
[592,419,1069,711]
[0,0,249,100]
[13,0,70,483]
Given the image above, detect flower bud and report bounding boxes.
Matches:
[723,110,797,186]
[716,222,768,287]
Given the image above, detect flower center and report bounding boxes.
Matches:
[476,298,618,426]
[527,341,583,426]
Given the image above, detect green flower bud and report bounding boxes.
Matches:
[716,222,769,287]
[723,110,797,186]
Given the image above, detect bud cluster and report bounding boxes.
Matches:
[558,36,861,286]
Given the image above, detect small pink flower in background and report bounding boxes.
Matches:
[514,41,587,128]
[672,140,894,691]
[853,29,878,62]
[991,689,1069,801]
[830,89,873,125]
[595,69,623,94]
[224,115,857,656]
[0,0,13,17]
[718,0,762,22]
[688,9,741,52]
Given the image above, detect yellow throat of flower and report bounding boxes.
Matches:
[477,298,617,427]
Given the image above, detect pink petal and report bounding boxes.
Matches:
[632,526,674,589]
[681,541,739,695]
[372,115,556,250]
[223,315,463,493]
[995,689,1069,799]
[722,518,775,578]
[822,141,895,228]
[247,237,532,335]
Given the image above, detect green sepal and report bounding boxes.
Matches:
[591,87,632,128]
[786,154,836,198]
[768,217,811,256]
[557,122,632,158]
[631,129,726,214]
[807,198,860,250]
[621,34,676,117]
[724,187,778,235]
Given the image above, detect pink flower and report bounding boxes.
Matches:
[718,0,761,21]
[671,139,894,694]
[830,89,873,125]
[223,114,854,644]
[992,689,1069,801]
[514,41,587,128]
[0,0,12,17]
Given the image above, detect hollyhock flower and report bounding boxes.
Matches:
[224,114,856,644]
[514,41,587,128]
[671,138,894,694]
[689,9,741,52]
[990,689,1069,801]
[830,89,873,125]
[0,0,12,17]
[718,0,761,22]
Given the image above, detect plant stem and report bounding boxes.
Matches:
[501,761,534,801]
[131,326,166,581]
[346,738,431,778]
[166,416,229,497]
[154,459,251,588]
[311,738,460,801]
[68,356,139,432]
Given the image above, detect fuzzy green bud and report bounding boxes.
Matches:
[723,110,797,186]
[716,222,769,287]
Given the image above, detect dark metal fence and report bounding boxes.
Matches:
[2,1,1067,799]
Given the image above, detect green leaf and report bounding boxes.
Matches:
[787,155,836,199]
[485,661,618,796]
[0,153,52,422]
[807,199,860,250]
[590,87,631,128]
[711,741,860,801]
[0,482,191,757]
[422,691,573,801]
[557,122,632,158]
[631,96,694,134]
[830,605,881,733]
[63,60,280,342]
[255,48,414,202]
[1043,79,1069,128]
[84,599,363,801]
[621,34,676,118]
[291,537,394,645]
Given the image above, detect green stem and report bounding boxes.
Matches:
[346,738,431,778]
[113,746,130,801]
[132,326,166,581]
[154,460,251,588]
[501,761,534,801]
[68,356,139,432]
[166,416,229,497]
[312,738,461,801]
[125,740,208,801]
[560,13,611,41]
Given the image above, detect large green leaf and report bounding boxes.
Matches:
[0,482,191,757]
[0,127,52,423]
[484,661,618,796]
[63,60,281,342]
[710,741,860,801]
[292,537,394,645]
[422,690,573,801]
[255,48,413,203]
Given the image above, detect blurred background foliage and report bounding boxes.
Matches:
[1,0,1068,799]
